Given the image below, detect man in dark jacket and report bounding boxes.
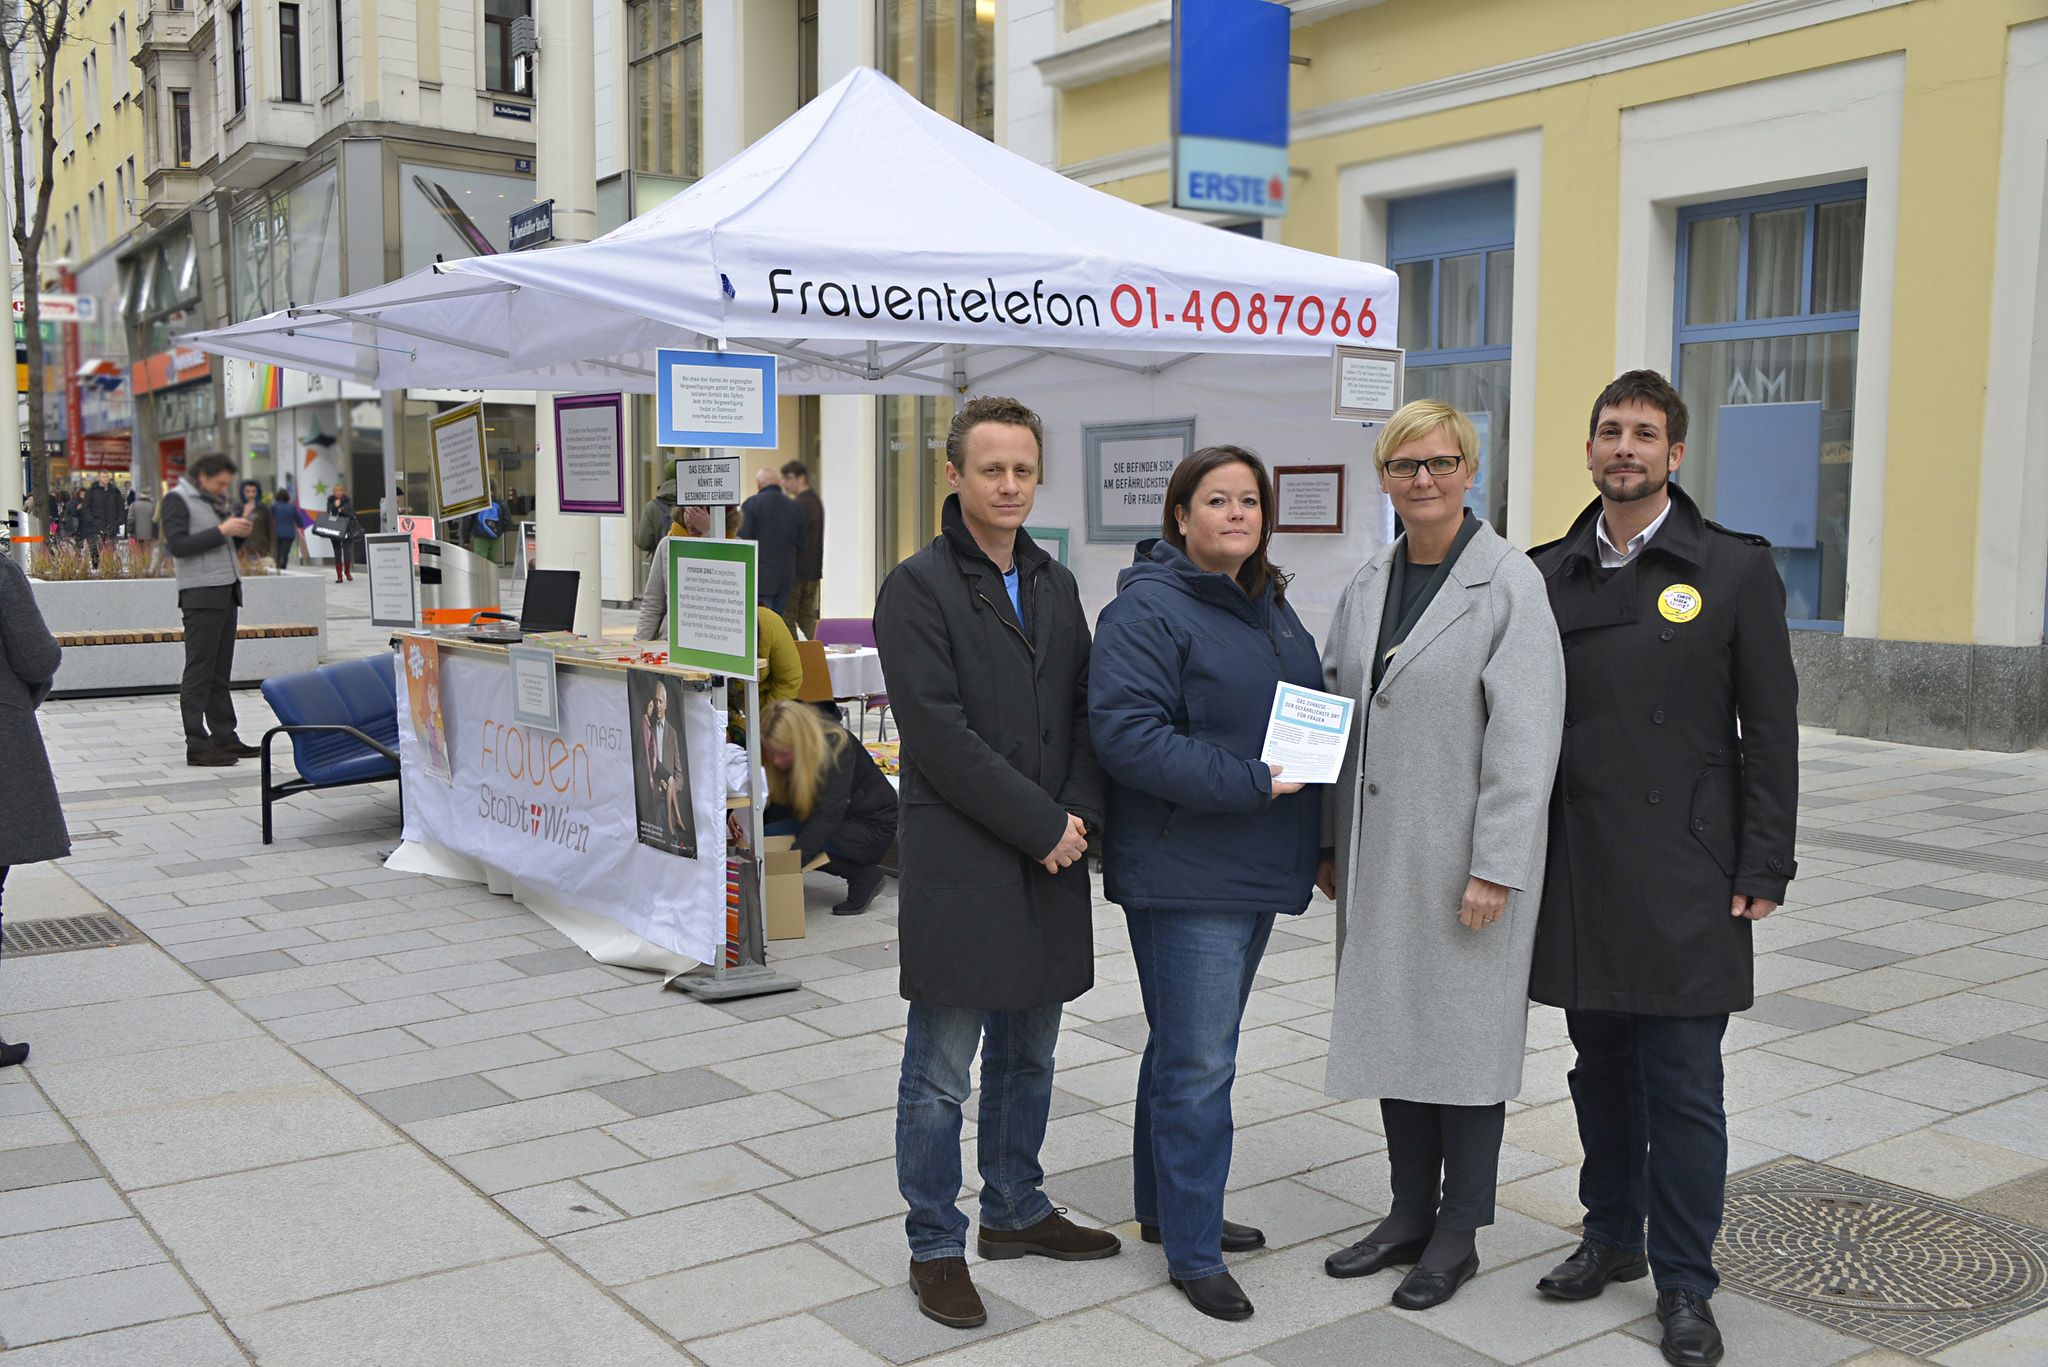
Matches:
[738,468,804,616]
[1528,370,1798,1367]
[781,460,825,639]
[163,455,258,767]
[875,395,1116,1330]
[634,473,677,556]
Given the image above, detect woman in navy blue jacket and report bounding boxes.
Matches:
[1090,445,1323,1324]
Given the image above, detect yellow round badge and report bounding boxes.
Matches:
[1659,584,1703,623]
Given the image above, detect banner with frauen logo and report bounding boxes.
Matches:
[396,647,726,963]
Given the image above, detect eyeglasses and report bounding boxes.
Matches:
[1382,454,1465,480]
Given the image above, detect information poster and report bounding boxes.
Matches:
[676,455,744,506]
[656,349,778,448]
[365,533,419,628]
[1331,345,1405,423]
[1083,418,1196,544]
[1274,465,1345,534]
[626,667,699,858]
[401,636,453,784]
[506,644,560,733]
[554,393,626,514]
[430,402,491,517]
[667,537,759,678]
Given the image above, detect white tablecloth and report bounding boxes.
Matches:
[824,646,887,699]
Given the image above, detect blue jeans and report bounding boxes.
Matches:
[1127,906,1275,1280]
[1566,1010,1730,1296]
[897,1001,1061,1262]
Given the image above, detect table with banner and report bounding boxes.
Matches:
[385,633,732,973]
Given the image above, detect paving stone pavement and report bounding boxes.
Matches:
[4,572,2048,1362]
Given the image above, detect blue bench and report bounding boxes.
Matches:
[259,654,403,845]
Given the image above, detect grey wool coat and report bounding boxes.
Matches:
[1322,520,1564,1106]
[0,554,72,868]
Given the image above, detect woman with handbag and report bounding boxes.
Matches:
[1318,400,1565,1310]
[323,482,359,583]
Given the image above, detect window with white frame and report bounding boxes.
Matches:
[1387,180,1516,530]
[1673,181,1865,626]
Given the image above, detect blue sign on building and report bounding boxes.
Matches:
[1172,0,1290,219]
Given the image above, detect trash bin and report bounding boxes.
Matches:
[5,511,36,573]
[417,539,501,626]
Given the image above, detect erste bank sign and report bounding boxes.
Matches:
[1172,0,1290,220]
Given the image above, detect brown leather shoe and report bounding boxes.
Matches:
[977,1208,1122,1261]
[909,1257,987,1328]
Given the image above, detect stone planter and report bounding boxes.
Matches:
[32,571,329,697]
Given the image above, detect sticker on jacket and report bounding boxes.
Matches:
[1658,584,1702,623]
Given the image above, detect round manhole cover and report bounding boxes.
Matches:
[1723,1187,2045,1313]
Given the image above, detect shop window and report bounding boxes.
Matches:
[878,0,994,138]
[1386,180,1515,530]
[1674,181,1865,627]
[878,393,957,581]
[628,0,702,180]
[486,0,533,96]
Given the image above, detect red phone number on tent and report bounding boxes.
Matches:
[1109,284,1380,340]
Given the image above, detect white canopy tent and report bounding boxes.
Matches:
[188,67,1397,398]
[188,67,1403,632]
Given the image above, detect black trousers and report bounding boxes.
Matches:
[1383,1098,1508,1233]
[180,598,240,754]
[1566,1010,1729,1296]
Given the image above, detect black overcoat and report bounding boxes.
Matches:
[1528,488,1798,1016]
[874,496,1106,1010]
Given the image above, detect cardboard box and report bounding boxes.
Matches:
[761,835,806,941]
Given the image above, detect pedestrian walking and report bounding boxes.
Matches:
[739,468,804,615]
[781,460,825,638]
[0,549,71,1067]
[236,479,275,566]
[128,485,156,556]
[323,482,359,582]
[1528,369,1799,1367]
[874,396,1118,1331]
[634,472,678,556]
[163,455,259,768]
[1316,400,1565,1310]
[271,489,303,570]
[1089,445,1322,1322]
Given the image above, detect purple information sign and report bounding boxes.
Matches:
[554,393,627,515]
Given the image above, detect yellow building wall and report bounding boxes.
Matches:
[1061,0,2039,646]
[32,22,149,272]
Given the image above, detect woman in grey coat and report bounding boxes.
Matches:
[1317,400,1564,1309]
[0,550,73,1066]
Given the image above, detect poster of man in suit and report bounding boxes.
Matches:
[627,668,698,858]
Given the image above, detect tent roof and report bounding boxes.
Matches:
[187,68,1398,395]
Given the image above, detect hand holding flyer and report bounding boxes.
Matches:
[1259,683,1356,786]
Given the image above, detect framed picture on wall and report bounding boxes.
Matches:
[1083,417,1196,544]
[1273,465,1346,534]
[1024,525,1070,565]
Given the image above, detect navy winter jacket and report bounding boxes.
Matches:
[1090,539,1324,916]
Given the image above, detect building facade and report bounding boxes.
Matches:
[21,0,151,498]
[1046,0,2048,750]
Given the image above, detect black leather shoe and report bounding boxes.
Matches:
[1392,1250,1479,1310]
[1657,1289,1724,1366]
[0,1039,27,1068]
[216,740,262,759]
[1536,1239,1649,1300]
[1325,1233,1429,1279]
[1141,1219,1266,1253]
[1170,1270,1254,1321]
